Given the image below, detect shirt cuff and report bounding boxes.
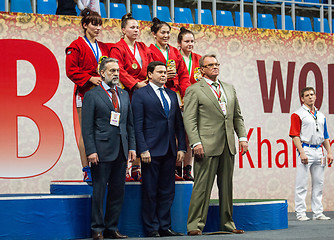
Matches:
[192,142,202,148]
[239,137,248,142]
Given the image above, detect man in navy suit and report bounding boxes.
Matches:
[131,61,187,237]
[82,57,136,240]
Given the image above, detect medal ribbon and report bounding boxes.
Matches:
[182,52,192,75]
[130,41,138,67]
[155,43,169,62]
[84,35,99,63]
[101,84,119,111]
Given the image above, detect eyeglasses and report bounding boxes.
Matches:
[203,63,220,68]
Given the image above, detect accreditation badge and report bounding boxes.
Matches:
[167,59,176,73]
[220,102,227,115]
[193,67,201,82]
[321,155,326,166]
[110,111,120,127]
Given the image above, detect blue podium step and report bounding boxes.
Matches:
[51,181,193,237]
[0,182,288,239]
[205,199,288,232]
[0,194,91,240]
[51,182,288,234]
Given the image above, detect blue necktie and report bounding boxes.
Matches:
[159,88,169,117]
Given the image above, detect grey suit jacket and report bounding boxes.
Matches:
[82,85,136,162]
[183,78,246,156]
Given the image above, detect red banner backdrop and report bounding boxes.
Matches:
[0,12,333,212]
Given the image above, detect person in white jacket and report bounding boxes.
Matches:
[77,0,100,15]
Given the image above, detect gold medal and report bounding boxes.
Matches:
[167,59,176,73]
[194,67,202,82]
[132,63,138,69]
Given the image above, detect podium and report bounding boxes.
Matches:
[0,181,288,239]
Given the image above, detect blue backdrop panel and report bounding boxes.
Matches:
[204,200,288,232]
[0,194,91,240]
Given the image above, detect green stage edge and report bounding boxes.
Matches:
[210,199,286,204]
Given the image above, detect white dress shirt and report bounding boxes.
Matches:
[149,81,171,110]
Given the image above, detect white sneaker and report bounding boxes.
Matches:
[297,216,310,221]
[313,214,331,220]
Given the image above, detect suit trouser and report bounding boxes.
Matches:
[295,146,325,218]
[91,146,126,233]
[141,148,176,234]
[187,145,235,232]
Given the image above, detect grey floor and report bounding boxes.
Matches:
[82,211,334,240]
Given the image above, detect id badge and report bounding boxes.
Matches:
[220,102,227,115]
[110,111,120,127]
[321,156,326,167]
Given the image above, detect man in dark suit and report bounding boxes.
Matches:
[183,54,248,235]
[82,57,136,240]
[131,61,187,237]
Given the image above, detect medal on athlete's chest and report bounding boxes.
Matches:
[132,62,138,69]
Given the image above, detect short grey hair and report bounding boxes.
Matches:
[99,57,119,77]
[199,54,217,67]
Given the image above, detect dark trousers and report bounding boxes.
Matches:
[141,148,176,234]
[91,146,126,234]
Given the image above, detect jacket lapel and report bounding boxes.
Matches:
[165,88,176,118]
[117,86,126,116]
[96,85,115,112]
[147,84,168,117]
[150,44,167,64]
[219,80,231,116]
[121,39,141,71]
[200,79,225,116]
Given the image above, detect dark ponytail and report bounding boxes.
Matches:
[151,17,171,33]
[177,27,194,44]
[121,13,136,29]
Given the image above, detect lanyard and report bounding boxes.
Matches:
[155,44,169,62]
[133,42,137,57]
[308,109,319,132]
[101,84,119,110]
[84,35,99,63]
[207,82,222,101]
[182,52,192,75]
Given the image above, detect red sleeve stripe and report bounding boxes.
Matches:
[289,113,301,137]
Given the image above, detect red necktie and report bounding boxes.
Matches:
[110,89,119,112]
